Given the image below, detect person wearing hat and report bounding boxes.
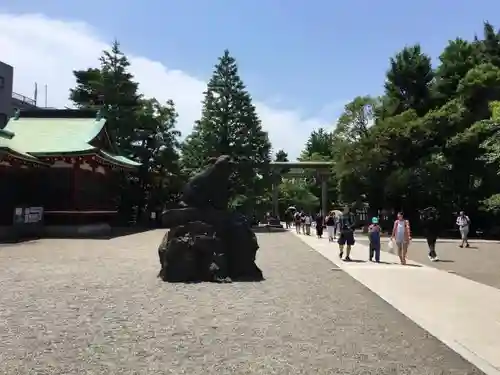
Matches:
[368,217,382,262]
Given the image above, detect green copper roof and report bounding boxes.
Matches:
[4,117,105,154]
[99,150,142,168]
[0,115,140,168]
[0,136,46,163]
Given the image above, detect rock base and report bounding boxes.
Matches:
[158,209,263,283]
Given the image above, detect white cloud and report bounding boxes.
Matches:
[0,13,342,159]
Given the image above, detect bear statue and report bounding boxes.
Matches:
[158,154,263,283]
[180,155,232,210]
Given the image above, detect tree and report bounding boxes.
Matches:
[319,21,500,235]
[70,40,141,153]
[279,179,319,212]
[335,96,377,142]
[434,38,479,104]
[70,40,183,215]
[182,50,272,210]
[274,149,289,162]
[133,98,183,209]
[476,22,500,67]
[300,128,334,160]
[383,44,434,117]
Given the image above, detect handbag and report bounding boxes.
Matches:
[387,238,395,253]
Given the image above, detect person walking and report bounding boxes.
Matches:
[315,212,324,238]
[304,213,312,235]
[325,211,336,242]
[391,212,411,265]
[456,211,471,248]
[293,211,301,233]
[338,207,356,261]
[334,212,340,239]
[421,207,440,261]
[368,217,382,262]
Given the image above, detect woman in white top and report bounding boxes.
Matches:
[456,211,471,248]
[391,212,412,265]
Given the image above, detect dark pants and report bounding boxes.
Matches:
[369,242,381,262]
[427,237,437,258]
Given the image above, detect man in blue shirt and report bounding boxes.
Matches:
[338,207,356,261]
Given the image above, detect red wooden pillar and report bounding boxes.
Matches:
[72,158,81,213]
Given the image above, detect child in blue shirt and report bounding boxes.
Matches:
[368,217,381,262]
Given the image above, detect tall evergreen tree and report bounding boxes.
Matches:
[70,40,141,154]
[434,38,479,104]
[383,44,434,117]
[70,40,183,213]
[182,50,272,207]
[274,149,289,162]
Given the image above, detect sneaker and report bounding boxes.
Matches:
[339,251,343,258]
[344,257,352,262]
[433,257,439,262]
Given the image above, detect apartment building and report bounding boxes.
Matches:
[0,61,14,127]
[0,60,38,127]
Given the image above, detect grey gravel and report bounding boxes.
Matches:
[0,231,484,374]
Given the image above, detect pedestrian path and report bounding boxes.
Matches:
[291,231,500,375]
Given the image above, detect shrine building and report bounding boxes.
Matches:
[0,109,140,239]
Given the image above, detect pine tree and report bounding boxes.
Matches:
[182,49,272,207]
[70,40,183,212]
[70,40,141,154]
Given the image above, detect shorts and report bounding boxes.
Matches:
[459,226,469,239]
[338,229,355,246]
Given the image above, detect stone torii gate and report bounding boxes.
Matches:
[270,161,334,218]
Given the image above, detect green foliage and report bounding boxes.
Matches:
[296,21,500,234]
[383,45,434,117]
[279,179,319,212]
[70,40,183,214]
[181,50,272,211]
[300,128,335,160]
[274,149,289,162]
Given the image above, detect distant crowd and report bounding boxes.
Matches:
[283,208,472,265]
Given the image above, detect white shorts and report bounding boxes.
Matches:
[459,226,469,239]
[327,226,335,237]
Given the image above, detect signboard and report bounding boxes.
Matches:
[13,207,44,225]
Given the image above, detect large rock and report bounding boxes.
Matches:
[158,221,231,283]
[158,210,263,283]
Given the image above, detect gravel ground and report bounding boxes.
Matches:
[0,231,483,374]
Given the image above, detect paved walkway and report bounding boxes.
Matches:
[0,231,485,374]
[292,230,500,375]
[365,238,500,290]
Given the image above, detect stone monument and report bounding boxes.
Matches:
[157,155,264,283]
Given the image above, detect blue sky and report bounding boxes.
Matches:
[2,1,500,156]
